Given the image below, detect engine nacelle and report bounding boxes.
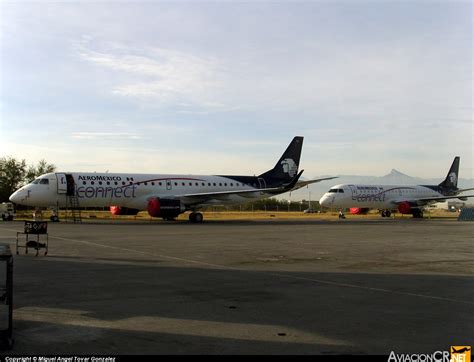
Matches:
[147,198,185,218]
[397,201,412,214]
[349,208,370,215]
[110,206,140,216]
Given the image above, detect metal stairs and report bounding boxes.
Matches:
[66,195,82,223]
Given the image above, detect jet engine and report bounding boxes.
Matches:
[397,201,412,214]
[147,198,185,219]
[110,206,140,216]
[349,208,370,215]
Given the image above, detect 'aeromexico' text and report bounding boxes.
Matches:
[78,175,122,181]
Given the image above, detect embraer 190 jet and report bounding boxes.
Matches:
[10,137,336,222]
[319,157,474,218]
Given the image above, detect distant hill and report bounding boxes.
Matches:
[282,169,474,202]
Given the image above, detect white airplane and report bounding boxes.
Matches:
[319,157,474,218]
[10,137,336,222]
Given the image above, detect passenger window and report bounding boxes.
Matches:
[159,182,162,186]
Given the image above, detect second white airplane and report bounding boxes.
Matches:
[319,157,474,218]
[10,136,336,222]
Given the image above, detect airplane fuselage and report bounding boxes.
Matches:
[319,184,449,210]
[10,172,275,210]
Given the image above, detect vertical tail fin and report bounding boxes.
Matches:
[259,136,304,186]
[439,156,460,189]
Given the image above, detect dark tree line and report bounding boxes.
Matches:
[0,156,56,202]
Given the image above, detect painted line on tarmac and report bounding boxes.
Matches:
[50,234,231,270]
[47,234,474,306]
[264,272,474,306]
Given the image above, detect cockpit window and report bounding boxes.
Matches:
[338,189,344,193]
[328,188,344,193]
[39,179,49,185]
[32,179,40,184]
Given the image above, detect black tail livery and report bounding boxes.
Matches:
[259,136,304,187]
[439,156,459,190]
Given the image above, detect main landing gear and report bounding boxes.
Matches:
[412,209,424,218]
[189,212,203,223]
[381,210,392,217]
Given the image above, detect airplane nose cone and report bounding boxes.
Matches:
[9,189,27,204]
[9,191,19,203]
[319,194,329,207]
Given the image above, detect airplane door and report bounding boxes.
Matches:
[166,179,172,190]
[65,174,75,196]
[56,174,67,194]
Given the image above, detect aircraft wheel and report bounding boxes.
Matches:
[381,210,386,217]
[189,212,203,223]
[386,211,391,217]
[413,210,423,218]
[194,212,203,223]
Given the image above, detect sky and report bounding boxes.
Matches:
[0,0,472,182]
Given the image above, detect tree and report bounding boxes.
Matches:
[0,156,27,202]
[25,159,56,183]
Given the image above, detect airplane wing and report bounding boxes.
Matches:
[458,187,474,193]
[416,195,474,203]
[291,177,338,191]
[145,170,305,206]
[391,194,474,206]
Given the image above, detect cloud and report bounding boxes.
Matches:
[71,132,141,140]
[75,38,228,110]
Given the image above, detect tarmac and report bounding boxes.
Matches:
[0,217,472,355]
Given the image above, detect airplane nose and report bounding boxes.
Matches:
[9,189,27,204]
[319,194,329,207]
[9,191,19,203]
